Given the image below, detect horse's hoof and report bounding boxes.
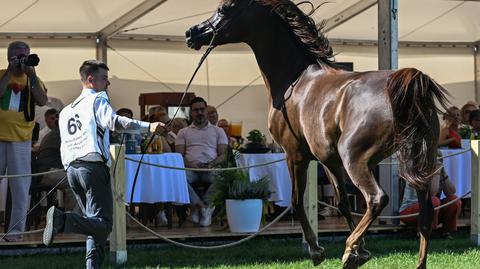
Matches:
[342,252,359,269]
[416,264,426,269]
[356,248,371,266]
[310,248,326,266]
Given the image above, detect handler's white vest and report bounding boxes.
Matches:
[59,91,110,169]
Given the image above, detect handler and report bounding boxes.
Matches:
[43,60,165,269]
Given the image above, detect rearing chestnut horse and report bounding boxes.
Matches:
[186,1,448,268]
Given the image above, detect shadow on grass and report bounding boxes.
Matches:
[2,231,477,269]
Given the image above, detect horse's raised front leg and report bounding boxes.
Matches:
[341,163,389,269]
[287,157,325,266]
[324,164,370,264]
[415,189,434,269]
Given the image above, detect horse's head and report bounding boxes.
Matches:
[186,0,258,50]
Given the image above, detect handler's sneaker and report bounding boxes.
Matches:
[43,206,65,246]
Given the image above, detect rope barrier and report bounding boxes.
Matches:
[378,148,471,165]
[1,169,64,179]
[109,182,293,250]
[0,229,44,237]
[125,205,291,250]
[0,147,472,242]
[124,156,286,172]
[0,175,67,241]
[125,148,470,172]
[317,190,471,220]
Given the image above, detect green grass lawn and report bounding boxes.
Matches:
[2,231,479,269]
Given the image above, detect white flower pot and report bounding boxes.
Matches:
[226,199,262,233]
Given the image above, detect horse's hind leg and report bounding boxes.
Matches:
[287,157,325,266]
[340,163,389,269]
[415,189,434,269]
[324,164,370,263]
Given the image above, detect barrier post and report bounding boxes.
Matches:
[303,161,318,250]
[109,145,127,264]
[471,140,480,245]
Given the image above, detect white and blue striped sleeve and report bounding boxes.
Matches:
[94,97,150,134]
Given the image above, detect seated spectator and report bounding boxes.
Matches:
[110,107,135,144]
[439,106,461,148]
[35,91,64,130]
[460,103,477,126]
[399,152,461,239]
[469,110,480,139]
[148,111,172,153]
[34,108,58,150]
[146,105,167,122]
[32,120,76,211]
[459,103,477,138]
[167,118,188,150]
[175,97,228,226]
[217,119,237,167]
[206,105,219,125]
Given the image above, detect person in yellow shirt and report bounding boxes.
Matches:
[0,41,47,241]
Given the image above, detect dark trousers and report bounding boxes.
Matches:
[64,162,113,269]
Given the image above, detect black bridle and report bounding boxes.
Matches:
[128,0,254,208]
[128,28,219,208]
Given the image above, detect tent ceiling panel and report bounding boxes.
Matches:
[0,0,144,32]
[122,0,219,36]
[328,0,480,43]
[1,0,479,44]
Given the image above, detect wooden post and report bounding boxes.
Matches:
[303,161,318,250]
[471,140,480,245]
[109,145,127,264]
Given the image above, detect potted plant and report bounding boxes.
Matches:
[210,169,271,232]
[240,129,270,153]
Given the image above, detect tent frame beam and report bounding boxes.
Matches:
[0,33,474,49]
[321,0,378,33]
[98,0,169,39]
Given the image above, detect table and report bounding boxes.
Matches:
[236,153,291,207]
[125,153,190,204]
[440,148,471,198]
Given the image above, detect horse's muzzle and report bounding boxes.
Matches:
[185,26,202,50]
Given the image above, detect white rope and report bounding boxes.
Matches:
[124,156,286,172]
[1,169,64,179]
[378,148,471,165]
[125,205,291,250]
[1,175,67,241]
[318,190,470,219]
[126,148,470,171]
[0,229,44,237]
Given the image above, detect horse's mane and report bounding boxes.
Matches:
[258,0,334,65]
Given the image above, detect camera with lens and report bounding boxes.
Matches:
[17,54,40,67]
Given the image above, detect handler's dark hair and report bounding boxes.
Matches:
[79,60,109,82]
[189,96,207,108]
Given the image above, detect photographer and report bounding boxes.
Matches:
[0,41,47,241]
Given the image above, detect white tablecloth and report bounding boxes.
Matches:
[236,153,291,207]
[125,153,190,204]
[440,149,471,198]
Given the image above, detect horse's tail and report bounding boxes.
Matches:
[386,68,449,190]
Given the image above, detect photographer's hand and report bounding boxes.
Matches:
[22,61,48,106]
[21,64,36,79]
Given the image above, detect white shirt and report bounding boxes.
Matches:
[60,88,150,168]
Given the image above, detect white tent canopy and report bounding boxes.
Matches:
[1,0,479,136]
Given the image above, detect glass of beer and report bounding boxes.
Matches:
[230,121,242,138]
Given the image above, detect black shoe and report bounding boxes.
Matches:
[43,206,64,246]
